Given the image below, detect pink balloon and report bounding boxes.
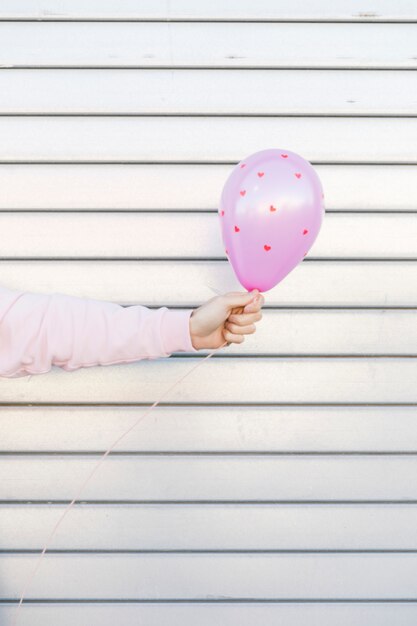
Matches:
[218,148,325,293]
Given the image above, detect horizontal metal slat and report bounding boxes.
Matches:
[1,69,416,115]
[3,553,417,598]
[1,602,417,626]
[0,212,416,259]
[2,405,417,452]
[1,260,416,307]
[2,356,417,403]
[2,455,417,500]
[0,164,415,211]
[0,22,416,68]
[2,503,417,550]
[0,117,416,162]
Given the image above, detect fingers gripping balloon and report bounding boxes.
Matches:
[219,148,325,293]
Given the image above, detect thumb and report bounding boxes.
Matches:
[223,289,259,311]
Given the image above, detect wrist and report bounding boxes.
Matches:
[189,310,200,350]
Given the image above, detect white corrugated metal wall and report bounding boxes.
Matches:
[0,1,417,624]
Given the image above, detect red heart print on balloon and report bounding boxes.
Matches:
[281,154,288,158]
[234,225,240,232]
[269,205,277,212]
[240,190,246,196]
[264,244,271,251]
[257,172,265,177]
[295,173,302,179]
[220,210,225,216]
[303,228,308,235]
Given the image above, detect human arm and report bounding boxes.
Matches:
[0,284,264,379]
[0,285,196,378]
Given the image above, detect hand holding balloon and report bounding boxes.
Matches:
[219,148,325,292]
[189,289,265,350]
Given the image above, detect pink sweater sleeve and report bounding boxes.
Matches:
[0,284,198,379]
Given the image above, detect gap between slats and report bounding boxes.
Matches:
[0,0,416,23]
[1,19,417,23]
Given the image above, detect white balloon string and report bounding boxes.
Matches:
[13,338,229,625]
